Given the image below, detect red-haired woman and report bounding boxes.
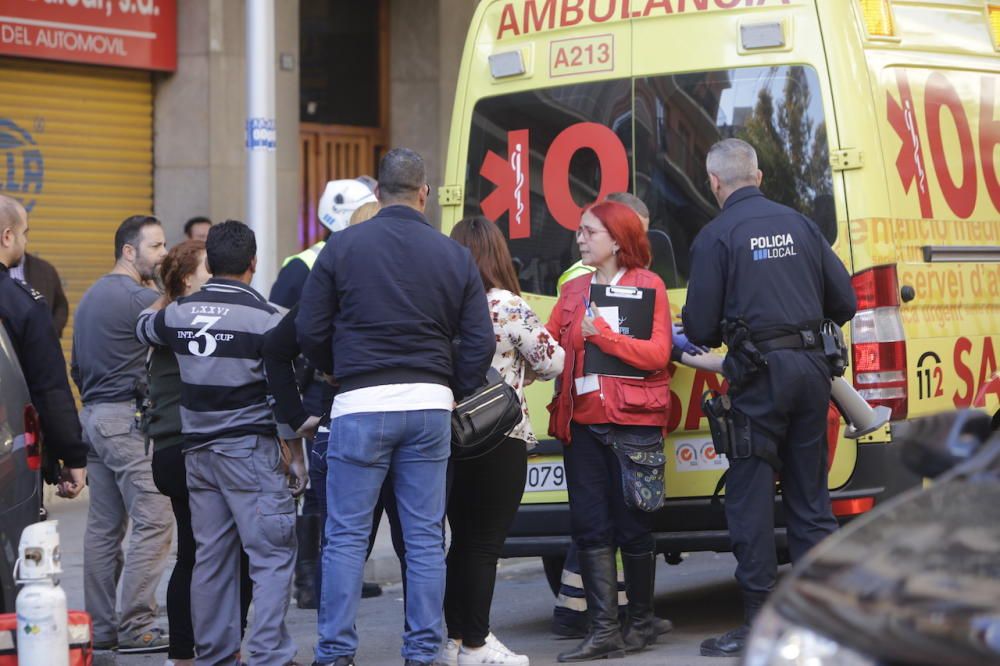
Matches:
[546,201,673,662]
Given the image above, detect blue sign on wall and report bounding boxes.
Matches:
[0,119,44,212]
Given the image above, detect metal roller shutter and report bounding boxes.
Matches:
[0,56,153,365]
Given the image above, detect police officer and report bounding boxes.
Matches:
[682,139,857,657]
[0,195,87,498]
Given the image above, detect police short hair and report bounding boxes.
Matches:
[606,192,649,220]
[206,220,256,277]
[0,195,26,232]
[114,215,161,260]
[706,139,759,188]
[377,148,426,199]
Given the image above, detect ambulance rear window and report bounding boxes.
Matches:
[463,65,834,295]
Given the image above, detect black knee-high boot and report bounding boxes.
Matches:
[621,551,657,652]
[557,546,626,662]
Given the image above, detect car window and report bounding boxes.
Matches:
[634,65,835,288]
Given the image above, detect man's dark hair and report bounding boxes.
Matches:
[206,219,256,276]
[114,215,161,260]
[377,148,426,200]
[184,216,212,237]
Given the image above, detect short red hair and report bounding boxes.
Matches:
[585,201,650,270]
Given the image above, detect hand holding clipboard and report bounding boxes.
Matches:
[583,284,656,378]
[581,297,603,337]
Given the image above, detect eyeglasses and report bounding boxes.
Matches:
[576,225,608,240]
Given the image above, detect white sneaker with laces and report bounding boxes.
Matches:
[437,638,461,666]
[457,633,529,666]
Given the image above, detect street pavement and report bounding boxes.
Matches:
[47,491,744,666]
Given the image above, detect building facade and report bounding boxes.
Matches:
[1,0,480,354]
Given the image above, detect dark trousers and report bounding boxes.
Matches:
[564,422,654,554]
[151,444,253,659]
[726,349,839,595]
[444,438,527,647]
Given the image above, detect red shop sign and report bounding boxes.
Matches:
[0,0,176,72]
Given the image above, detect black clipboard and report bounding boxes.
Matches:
[583,284,655,378]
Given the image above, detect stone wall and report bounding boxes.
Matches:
[389,0,480,228]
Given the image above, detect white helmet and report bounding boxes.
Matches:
[317,178,377,233]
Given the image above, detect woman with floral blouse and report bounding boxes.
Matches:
[439,217,565,666]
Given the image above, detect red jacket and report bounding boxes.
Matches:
[546,268,673,443]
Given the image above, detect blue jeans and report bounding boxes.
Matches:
[306,427,408,612]
[315,409,450,663]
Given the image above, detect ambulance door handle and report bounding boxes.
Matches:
[900,285,915,303]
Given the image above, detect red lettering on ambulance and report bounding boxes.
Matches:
[953,336,974,407]
[542,123,629,231]
[497,4,520,39]
[981,76,1000,213]
[525,0,558,33]
[589,0,618,22]
[642,0,673,17]
[978,336,998,398]
[887,69,934,218]
[561,0,585,27]
[925,72,977,219]
[666,388,682,433]
[480,129,532,239]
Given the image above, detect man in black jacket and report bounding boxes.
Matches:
[298,148,495,666]
[683,139,857,658]
[0,195,86,497]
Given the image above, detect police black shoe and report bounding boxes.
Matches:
[312,658,355,666]
[699,625,750,657]
[653,616,673,635]
[362,581,383,598]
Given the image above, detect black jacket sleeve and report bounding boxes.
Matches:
[451,253,496,399]
[682,233,728,348]
[269,259,311,309]
[263,305,310,431]
[20,302,87,468]
[296,246,337,375]
[820,241,858,326]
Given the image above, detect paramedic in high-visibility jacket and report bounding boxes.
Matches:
[681,139,857,658]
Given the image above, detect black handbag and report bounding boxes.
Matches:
[451,367,524,461]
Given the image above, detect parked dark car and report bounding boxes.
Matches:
[0,322,43,612]
[743,410,1000,666]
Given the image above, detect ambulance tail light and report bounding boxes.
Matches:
[24,403,42,472]
[850,266,908,420]
[855,0,897,38]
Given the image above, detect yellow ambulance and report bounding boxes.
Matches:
[439,0,1000,578]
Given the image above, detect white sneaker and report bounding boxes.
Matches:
[457,633,529,666]
[437,638,461,666]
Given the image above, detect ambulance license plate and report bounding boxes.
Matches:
[524,461,566,493]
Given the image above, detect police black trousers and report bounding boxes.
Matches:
[564,422,654,553]
[726,350,839,596]
[444,437,527,647]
